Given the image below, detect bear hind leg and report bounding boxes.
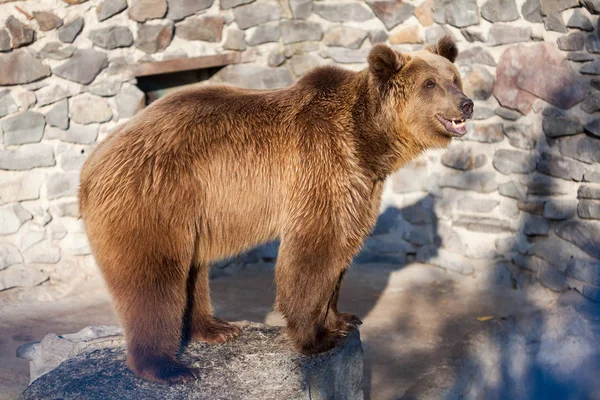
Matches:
[186,262,240,344]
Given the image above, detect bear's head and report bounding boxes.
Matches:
[367,36,473,148]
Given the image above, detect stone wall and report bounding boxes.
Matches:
[0,0,599,302]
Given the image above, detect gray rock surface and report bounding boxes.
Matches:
[481,0,519,22]
[568,9,594,30]
[537,152,585,181]
[39,42,75,60]
[46,124,98,144]
[0,51,50,85]
[314,2,373,22]
[220,0,253,10]
[0,242,22,271]
[20,322,364,400]
[6,16,35,48]
[493,149,535,175]
[166,0,213,21]
[135,22,174,53]
[115,84,145,118]
[0,203,32,235]
[433,0,480,27]
[58,17,84,43]
[1,111,46,146]
[69,94,112,124]
[290,0,312,19]
[233,2,281,29]
[544,13,567,33]
[246,24,280,45]
[0,144,55,170]
[0,90,18,118]
[89,26,134,49]
[128,0,167,21]
[0,29,11,52]
[96,0,128,21]
[280,20,323,44]
[53,49,108,84]
[33,11,63,31]
[323,26,367,49]
[366,0,414,30]
[488,24,531,46]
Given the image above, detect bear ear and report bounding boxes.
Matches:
[426,35,458,63]
[368,44,405,87]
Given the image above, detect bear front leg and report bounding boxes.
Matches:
[327,269,363,331]
[187,262,240,344]
[275,232,359,355]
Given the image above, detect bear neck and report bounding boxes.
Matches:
[351,70,425,181]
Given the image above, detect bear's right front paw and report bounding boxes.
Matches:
[128,356,200,384]
[295,327,350,355]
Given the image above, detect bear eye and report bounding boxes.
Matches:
[453,76,460,85]
[425,79,436,88]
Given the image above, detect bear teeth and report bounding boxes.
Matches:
[451,120,466,129]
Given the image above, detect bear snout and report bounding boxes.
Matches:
[459,98,474,119]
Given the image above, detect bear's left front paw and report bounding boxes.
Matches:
[295,327,350,355]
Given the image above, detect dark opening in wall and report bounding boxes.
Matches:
[136,66,223,104]
[131,52,255,105]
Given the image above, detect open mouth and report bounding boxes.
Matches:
[436,115,467,137]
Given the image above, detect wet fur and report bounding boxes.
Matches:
[79,37,466,383]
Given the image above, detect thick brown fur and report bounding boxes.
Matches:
[79,36,471,384]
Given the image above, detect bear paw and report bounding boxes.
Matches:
[191,317,241,344]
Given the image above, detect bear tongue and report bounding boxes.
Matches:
[437,115,467,136]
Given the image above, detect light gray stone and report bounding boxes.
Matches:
[220,0,252,9]
[289,54,326,76]
[366,0,414,30]
[499,181,526,200]
[493,149,535,175]
[567,52,594,62]
[128,0,167,21]
[540,0,578,15]
[0,90,18,118]
[0,243,22,271]
[50,199,80,218]
[494,106,522,121]
[0,144,55,170]
[58,17,84,43]
[290,0,312,19]
[20,322,363,400]
[46,124,98,145]
[58,148,88,172]
[0,204,32,235]
[53,49,108,85]
[488,24,531,46]
[45,99,69,129]
[0,29,11,52]
[526,174,572,196]
[314,2,373,22]
[96,0,128,21]
[0,171,44,204]
[176,16,224,42]
[543,199,577,220]
[461,28,485,42]
[544,13,567,33]
[89,26,134,49]
[578,200,600,220]
[59,230,91,255]
[538,263,568,292]
[425,24,456,45]
[517,200,545,215]
[456,196,498,213]
[33,11,63,31]
[567,9,594,31]
[224,29,246,51]
[581,60,600,75]
[1,111,46,146]
[369,29,387,44]
[578,185,600,200]
[283,41,319,57]
[115,84,145,119]
[0,264,48,291]
[267,51,285,67]
[246,24,280,45]
[135,22,174,53]
[35,84,79,107]
[441,146,486,170]
[6,16,35,48]
[322,47,370,64]
[211,64,294,90]
[456,47,496,67]
[417,245,474,275]
[433,0,480,28]
[280,20,323,44]
[70,94,112,125]
[21,227,45,250]
[167,0,213,20]
[439,171,498,193]
[537,152,585,181]
[324,26,367,49]
[390,159,430,193]
[47,172,80,199]
[585,171,600,183]
[24,244,61,264]
[481,0,519,22]
[0,51,50,85]
[39,42,75,60]
[586,35,600,53]
[88,81,122,97]
[585,119,600,138]
[582,92,600,114]
[233,2,282,29]
[472,105,495,120]
[556,220,600,259]
[504,124,536,150]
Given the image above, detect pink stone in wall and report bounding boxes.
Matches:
[494,42,588,113]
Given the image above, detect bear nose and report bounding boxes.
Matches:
[459,98,474,118]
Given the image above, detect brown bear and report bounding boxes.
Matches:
[79,36,473,384]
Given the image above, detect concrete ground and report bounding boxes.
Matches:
[1,261,597,400]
